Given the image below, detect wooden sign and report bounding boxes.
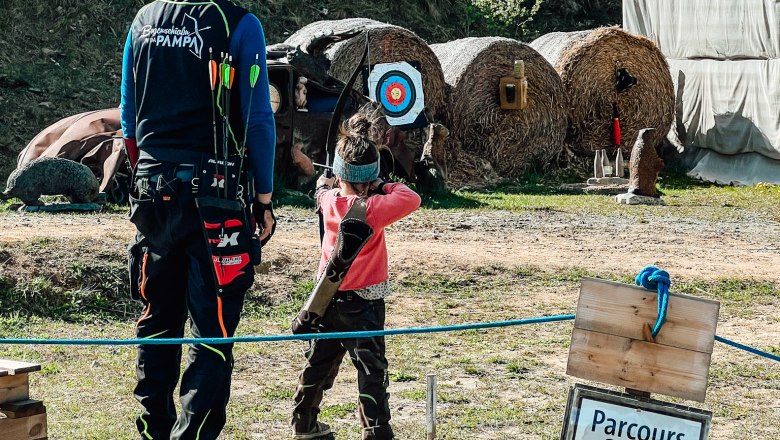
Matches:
[561,384,712,440]
[567,278,720,402]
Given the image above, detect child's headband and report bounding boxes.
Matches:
[332,152,380,183]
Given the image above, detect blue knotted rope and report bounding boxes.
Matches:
[635,266,671,338]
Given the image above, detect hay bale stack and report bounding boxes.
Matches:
[530,27,674,154]
[431,37,568,180]
[285,18,446,119]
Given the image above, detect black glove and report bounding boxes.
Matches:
[252,200,276,246]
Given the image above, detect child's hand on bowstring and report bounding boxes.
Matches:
[316,173,336,189]
[369,178,386,195]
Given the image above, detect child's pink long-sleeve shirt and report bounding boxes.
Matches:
[317,182,421,290]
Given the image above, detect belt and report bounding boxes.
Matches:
[334,290,364,301]
[136,165,197,197]
[148,165,196,185]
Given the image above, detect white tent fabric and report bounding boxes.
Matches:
[684,147,780,186]
[624,0,780,60]
[668,58,780,160]
[625,0,780,185]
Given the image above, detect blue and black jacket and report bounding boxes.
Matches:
[120,0,275,195]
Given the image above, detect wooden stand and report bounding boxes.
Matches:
[0,360,47,440]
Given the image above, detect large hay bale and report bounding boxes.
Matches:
[431,37,568,180]
[531,27,674,154]
[284,18,446,120]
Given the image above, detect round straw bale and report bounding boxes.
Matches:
[530,27,674,154]
[431,37,568,180]
[285,18,446,120]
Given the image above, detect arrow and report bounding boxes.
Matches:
[222,55,235,199]
[209,47,219,158]
[237,54,261,196]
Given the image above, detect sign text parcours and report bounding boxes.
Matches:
[562,385,711,440]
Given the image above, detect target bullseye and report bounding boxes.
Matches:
[368,62,425,127]
[386,82,406,106]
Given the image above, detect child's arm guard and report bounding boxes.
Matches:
[291,199,373,334]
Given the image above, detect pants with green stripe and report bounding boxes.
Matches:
[129,171,248,440]
[292,292,393,439]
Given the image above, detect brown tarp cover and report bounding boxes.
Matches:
[17,109,126,192]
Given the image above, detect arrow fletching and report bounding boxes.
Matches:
[221,63,231,88]
[229,67,235,89]
[209,60,218,90]
[249,65,260,89]
[249,54,260,88]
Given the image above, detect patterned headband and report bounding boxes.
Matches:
[332,152,380,182]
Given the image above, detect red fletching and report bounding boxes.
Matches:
[209,60,218,90]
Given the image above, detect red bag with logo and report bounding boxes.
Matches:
[196,196,255,298]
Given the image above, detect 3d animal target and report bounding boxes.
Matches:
[368,61,426,129]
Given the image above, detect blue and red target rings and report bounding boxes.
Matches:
[375,71,416,117]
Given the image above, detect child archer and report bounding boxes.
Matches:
[291,113,421,440]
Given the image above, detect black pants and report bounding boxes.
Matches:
[128,170,248,440]
[292,292,393,439]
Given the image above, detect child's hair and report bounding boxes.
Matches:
[336,112,380,167]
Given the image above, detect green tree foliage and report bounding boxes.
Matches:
[466,0,544,38]
[240,0,621,43]
[531,0,622,38]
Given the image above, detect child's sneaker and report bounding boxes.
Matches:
[293,421,333,439]
[362,424,394,440]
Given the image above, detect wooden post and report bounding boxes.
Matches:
[426,373,437,440]
[0,359,46,440]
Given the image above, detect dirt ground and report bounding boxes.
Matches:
[0,205,778,439]
[2,206,778,281]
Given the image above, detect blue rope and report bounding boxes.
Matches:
[0,314,577,346]
[715,335,780,363]
[0,313,776,365]
[635,266,671,338]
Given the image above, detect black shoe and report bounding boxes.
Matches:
[362,424,394,440]
[293,421,333,439]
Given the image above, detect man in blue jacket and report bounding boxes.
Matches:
[120,1,276,438]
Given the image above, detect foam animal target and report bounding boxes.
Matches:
[368,62,425,127]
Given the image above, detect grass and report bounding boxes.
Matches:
[389,370,418,383]
[0,173,777,438]
[4,247,777,439]
[4,2,772,435]
[419,172,780,225]
[262,162,777,223]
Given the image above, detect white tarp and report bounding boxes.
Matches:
[624,0,780,60]
[668,58,780,161]
[684,147,780,186]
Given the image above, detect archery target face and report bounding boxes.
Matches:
[378,72,414,116]
[368,62,425,126]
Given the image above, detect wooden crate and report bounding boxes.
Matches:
[0,360,47,440]
[0,413,47,440]
[567,278,720,402]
